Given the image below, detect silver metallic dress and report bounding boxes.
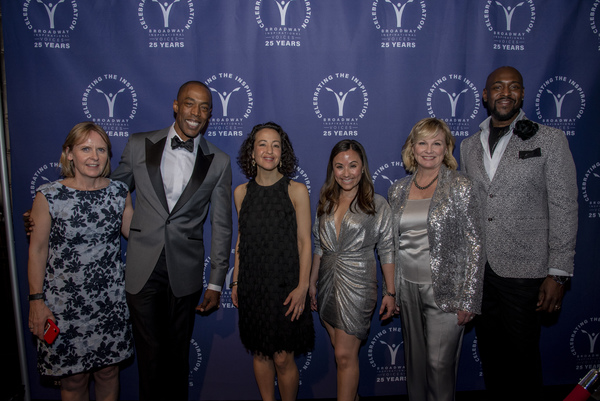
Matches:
[313,194,394,340]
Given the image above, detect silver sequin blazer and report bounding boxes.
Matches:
[388,165,485,314]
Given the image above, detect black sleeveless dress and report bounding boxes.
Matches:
[237,177,314,356]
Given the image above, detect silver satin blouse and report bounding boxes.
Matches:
[398,198,432,284]
[313,194,394,340]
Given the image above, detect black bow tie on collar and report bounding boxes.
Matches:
[171,136,194,152]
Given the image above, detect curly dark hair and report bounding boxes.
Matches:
[237,122,299,179]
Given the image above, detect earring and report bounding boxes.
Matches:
[251,159,256,166]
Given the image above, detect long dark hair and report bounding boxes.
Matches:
[237,122,299,179]
[317,140,375,217]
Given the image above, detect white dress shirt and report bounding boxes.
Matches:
[478,109,525,182]
[160,124,197,212]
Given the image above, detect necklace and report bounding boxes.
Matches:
[414,174,438,190]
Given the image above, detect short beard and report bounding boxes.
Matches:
[491,106,520,122]
[487,98,522,123]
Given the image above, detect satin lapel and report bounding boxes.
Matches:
[170,146,214,215]
[145,136,169,213]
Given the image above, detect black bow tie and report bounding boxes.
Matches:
[171,136,194,152]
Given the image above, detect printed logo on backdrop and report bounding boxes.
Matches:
[255,0,312,47]
[81,75,138,137]
[23,0,79,49]
[203,250,236,309]
[591,0,600,51]
[294,165,312,195]
[138,0,195,48]
[203,73,253,137]
[570,317,600,371]
[582,162,600,219]
[314,73,369,137]
[371,0,427,48]
[368,327,407,384]
[483,0,536,51]
[372,161,406,196]
[534,76,586,136]
[426,74,481,137]
[30,161,60,198]
[188,338,203,388]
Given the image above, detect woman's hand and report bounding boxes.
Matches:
[231,286,238,308]
[309,283,318,311]
[27,193,53,341]
[457,310,475,326]
[284,286,308,321]
[23,209,34,236]
[379,295,396,320]
[29,300,54,341]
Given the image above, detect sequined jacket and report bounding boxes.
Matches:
[388,165,485,314]
[460,115,578,278]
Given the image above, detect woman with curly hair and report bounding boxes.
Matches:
[309,139,395,401]
[232,122,314,401]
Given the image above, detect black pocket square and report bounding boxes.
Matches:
[519,148,541,159]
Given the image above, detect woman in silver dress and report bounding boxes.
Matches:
[388,118,484,401]
[309,139,395,401]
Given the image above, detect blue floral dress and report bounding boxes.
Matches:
[36,180,133,377]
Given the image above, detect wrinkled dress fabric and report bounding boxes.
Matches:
[238,177,314,356]
[36,180,133,377]
[313,194,394,340]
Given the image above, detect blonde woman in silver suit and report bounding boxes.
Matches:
[388,118,484,401]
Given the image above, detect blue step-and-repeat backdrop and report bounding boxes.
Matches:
[2,1,600,399]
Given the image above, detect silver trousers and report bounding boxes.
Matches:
[398,278,465,401]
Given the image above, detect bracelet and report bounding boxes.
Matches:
[383,291,396,297]
[28,293,44,301]
[229,281,238,289]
